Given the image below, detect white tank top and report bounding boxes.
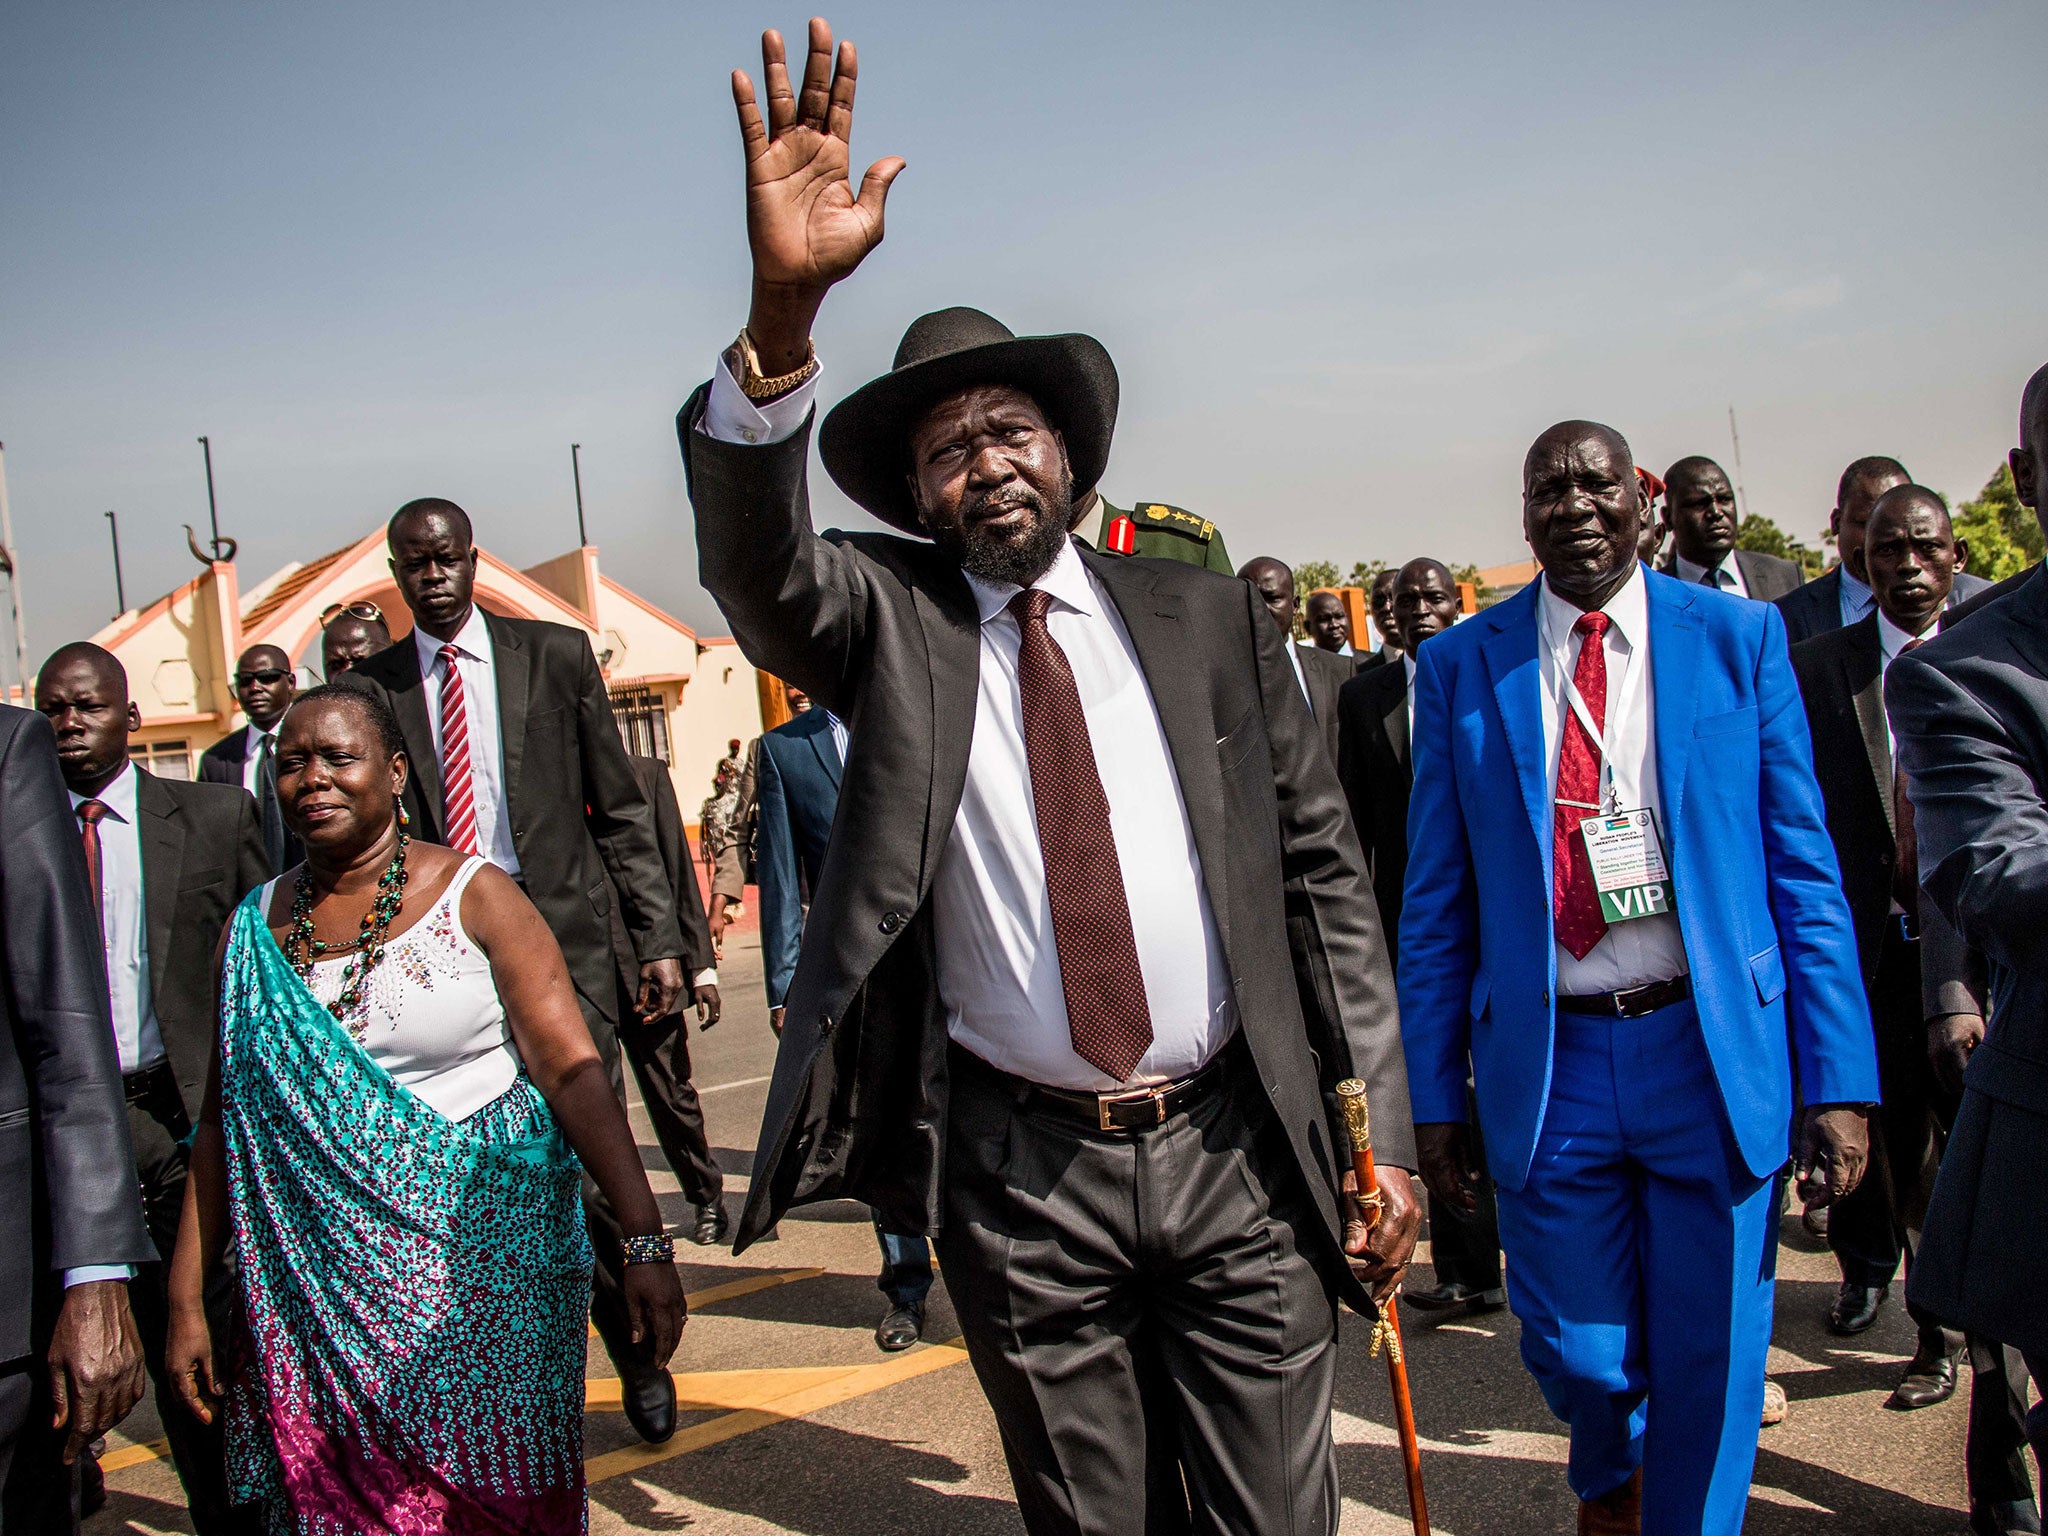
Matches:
[266,855,521,1122]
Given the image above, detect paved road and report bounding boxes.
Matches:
[96,926,1987,1533]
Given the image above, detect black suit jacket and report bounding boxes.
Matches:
[609,756,716,1014]
[133,772,270,1119]
[1887,571,2048,1356]
[198,725,301,871]
[1294,643,1351,764]
[1788,617,1903,988]
[339,613,684,1029]
[0,708,152,1359]
[680,388,1411,1315]
[1334,657,1411,963]
[1659,548,1805,602]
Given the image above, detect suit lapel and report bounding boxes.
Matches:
[385,644,446,832]
[1085,550,1233,953]
[804,711,844,788]
[136,772,182,1012]
[1479,588,1550,858]
[1844,622,1894,835]
[486,612,530,817]
[1647,575,1704,832]
[1374,662,1411,778]
[910,559,982,896]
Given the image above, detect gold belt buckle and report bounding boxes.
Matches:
[1097,1083,1170,1132]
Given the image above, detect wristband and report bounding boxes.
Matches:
[621,1232,677,1266]
[735,327,819,400]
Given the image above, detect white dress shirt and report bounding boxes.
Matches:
[1300,640,1354,659]
[67,762,166,1076]
[1537,568,1690,993]
[1838,566,1876,627]
[1673,551,1750,599]
[1285,641,1312,707]
[414,609,521,877]
[941,539,1235,1088]
[239,722,276,795]
[700,355,1234,1089]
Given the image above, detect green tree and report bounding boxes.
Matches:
[1449,561,1494,608]
[1735,514,1825,580]
[1293,560,1340,596]
[1952,463,2042,583]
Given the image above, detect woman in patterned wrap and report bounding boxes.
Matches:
[165,686,686,1532]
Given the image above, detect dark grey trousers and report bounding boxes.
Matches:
[936,1048,1341,1536]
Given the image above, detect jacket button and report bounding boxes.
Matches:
[879,911,903,934]
[818,1013,834,1035]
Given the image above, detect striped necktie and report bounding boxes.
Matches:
[438,645,479,855]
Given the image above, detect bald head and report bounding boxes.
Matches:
[1238,557,1299,635]
[2011,363,2048,528]
[1393,558,1460,654]
[1832,456,1911,581]
[233,643,297,730]
[35,642,138,793]
[388,497,473,549]
[1662,455,1741,569]
[1864,483,1961,632]
[1303,589,1352,653]
[1523,420,1644,608]
[322,614,392,679]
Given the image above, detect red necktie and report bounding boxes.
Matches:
[438,645,479,855]
[76,799,108,921]
[1892,637,1924,916]
[1009,589,1154,1081]
[1553,611,1611,961]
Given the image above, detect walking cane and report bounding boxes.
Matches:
[1335,1078,1431,1536]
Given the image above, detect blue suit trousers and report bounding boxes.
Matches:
[1493,999,1777,1536]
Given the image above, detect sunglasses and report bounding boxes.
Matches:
[320,600,386,626]
[235,669,291,687]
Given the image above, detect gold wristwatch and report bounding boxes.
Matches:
[735,327,818,400]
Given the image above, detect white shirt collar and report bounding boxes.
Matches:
[68,759,137,821]
[1672,550,1739,586]
[413,605,493,672]
[965,536,1100,627]
[1538,562,1649,654]
[1877,607,1935,661]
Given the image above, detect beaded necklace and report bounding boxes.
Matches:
[286,831,409,1037]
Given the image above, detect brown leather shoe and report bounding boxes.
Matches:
[1578,1469,1642,1535]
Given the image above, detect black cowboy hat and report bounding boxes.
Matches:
[818,307,1119,536]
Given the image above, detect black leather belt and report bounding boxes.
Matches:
[122,1059,177,1105]
[953,1039,1236,1133]
[1556,975,1692,1019]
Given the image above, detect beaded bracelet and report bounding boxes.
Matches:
[622,1232,677,1266]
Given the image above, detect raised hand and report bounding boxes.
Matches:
[733,19,905,371]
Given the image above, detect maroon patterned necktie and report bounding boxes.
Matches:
[1008,588,1154,1081]
[1553,610,1611,961]
[76,799,108,921]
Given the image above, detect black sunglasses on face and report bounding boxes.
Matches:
[236,669,291,687]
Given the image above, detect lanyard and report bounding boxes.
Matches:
[1553,617,1633,816]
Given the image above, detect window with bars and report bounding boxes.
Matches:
[609,687,670,764]
[129,740,192,779]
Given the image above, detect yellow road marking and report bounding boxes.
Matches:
[99,1437,170,1472]
[584,1339,970,1484]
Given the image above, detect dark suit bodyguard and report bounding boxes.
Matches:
[37,644,269,1531]
[337,499,689,1443]
[679,23,1418,1533]
[1400,421,1877,1535]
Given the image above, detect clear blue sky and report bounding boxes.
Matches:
[5,2,2043,668]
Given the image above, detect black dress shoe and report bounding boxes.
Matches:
[1887,1348,1960,1410]
[875,1302,924,1353]
[1403,1281,1477,1312]
[691,1199,729,1246]
[619,1359,678,1444]
[1467,1286,1508,1314]
[1827,1282,1888,1335]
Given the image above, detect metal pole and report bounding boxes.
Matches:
[105,511,127,616]
[571,443,587,546]
[1727,407,1750,520]
[0,442,27,693]
[198,435,222,553]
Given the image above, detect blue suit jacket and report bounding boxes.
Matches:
[757,709,844,1009]
[1398,569,1877,1190]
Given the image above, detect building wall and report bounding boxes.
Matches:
[671,638,760,825]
